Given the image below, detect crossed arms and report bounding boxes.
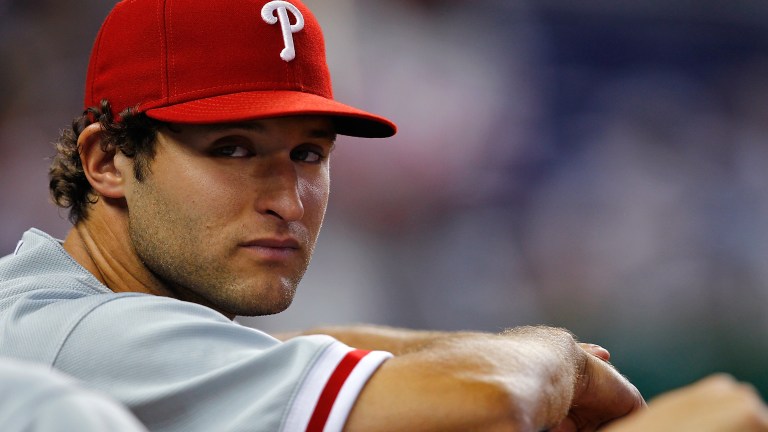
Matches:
[288,324,768,432]
[285,325,645,431]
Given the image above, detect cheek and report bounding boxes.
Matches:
[300,171,330,222]
[190,174,240,212]
[158,163,244,229]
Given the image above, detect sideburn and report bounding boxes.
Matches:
[132,153,152,182]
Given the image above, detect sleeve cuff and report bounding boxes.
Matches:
[282,337,392,432]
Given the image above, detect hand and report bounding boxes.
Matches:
[600,374,768,432]
[551,347,646,432]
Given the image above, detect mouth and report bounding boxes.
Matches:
[241,238,300,248]
[239,238,301,261]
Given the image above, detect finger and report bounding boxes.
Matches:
[580,343,611,362]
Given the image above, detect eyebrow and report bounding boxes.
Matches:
[203,121,265,133]
[199,121,337,142]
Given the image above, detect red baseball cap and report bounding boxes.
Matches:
[84,0,396,138]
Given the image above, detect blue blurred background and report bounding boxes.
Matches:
[2,0,768,400]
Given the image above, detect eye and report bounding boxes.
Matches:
[291,146,326,163]
[213,145,252,158]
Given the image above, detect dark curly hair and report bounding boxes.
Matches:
[49,100,168,224]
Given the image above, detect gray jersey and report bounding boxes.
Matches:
[0,229,391,432]
[0,357,148,432]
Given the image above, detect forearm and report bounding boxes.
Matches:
[342,326,584,431]
[283,324,640,430]
[287,324,460,355]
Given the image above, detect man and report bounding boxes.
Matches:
[0,0,641,430]
[0,0,758,431]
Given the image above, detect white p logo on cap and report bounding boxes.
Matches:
[261,1,305,62]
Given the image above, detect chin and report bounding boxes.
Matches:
[202,276,299,317]
[226,291,296,317]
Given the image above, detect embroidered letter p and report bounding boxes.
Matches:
[261,1,305,62]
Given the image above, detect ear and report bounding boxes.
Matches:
[78,123,127,199]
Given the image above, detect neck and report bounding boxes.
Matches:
[63,204,172,298]
[62,204,237,319]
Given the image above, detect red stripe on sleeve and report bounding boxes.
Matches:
[306,349,370,432]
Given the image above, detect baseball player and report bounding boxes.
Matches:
[0,0,764,431]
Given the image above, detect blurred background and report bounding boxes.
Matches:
[2,0,768,400]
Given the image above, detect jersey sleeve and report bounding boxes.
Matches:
[283,343,392,432]
[51,295,392,432]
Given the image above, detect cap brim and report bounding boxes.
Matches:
[143,91,396,138]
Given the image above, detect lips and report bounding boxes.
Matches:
[240,238,300,249]
[238,237,301,262]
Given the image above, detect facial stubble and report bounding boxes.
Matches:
[126,179,309,317]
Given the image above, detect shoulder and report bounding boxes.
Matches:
[56,297,392,432]
[1,230,393,432]
[0,228,122,364]
[0,357,147,432]
[0,228,109,303]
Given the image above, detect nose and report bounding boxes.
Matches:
[256,160,304,222]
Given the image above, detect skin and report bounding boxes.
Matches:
[602,374,768,432]
[64,115,336,318]
[63,114,645,430]
[292,325,644,432]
